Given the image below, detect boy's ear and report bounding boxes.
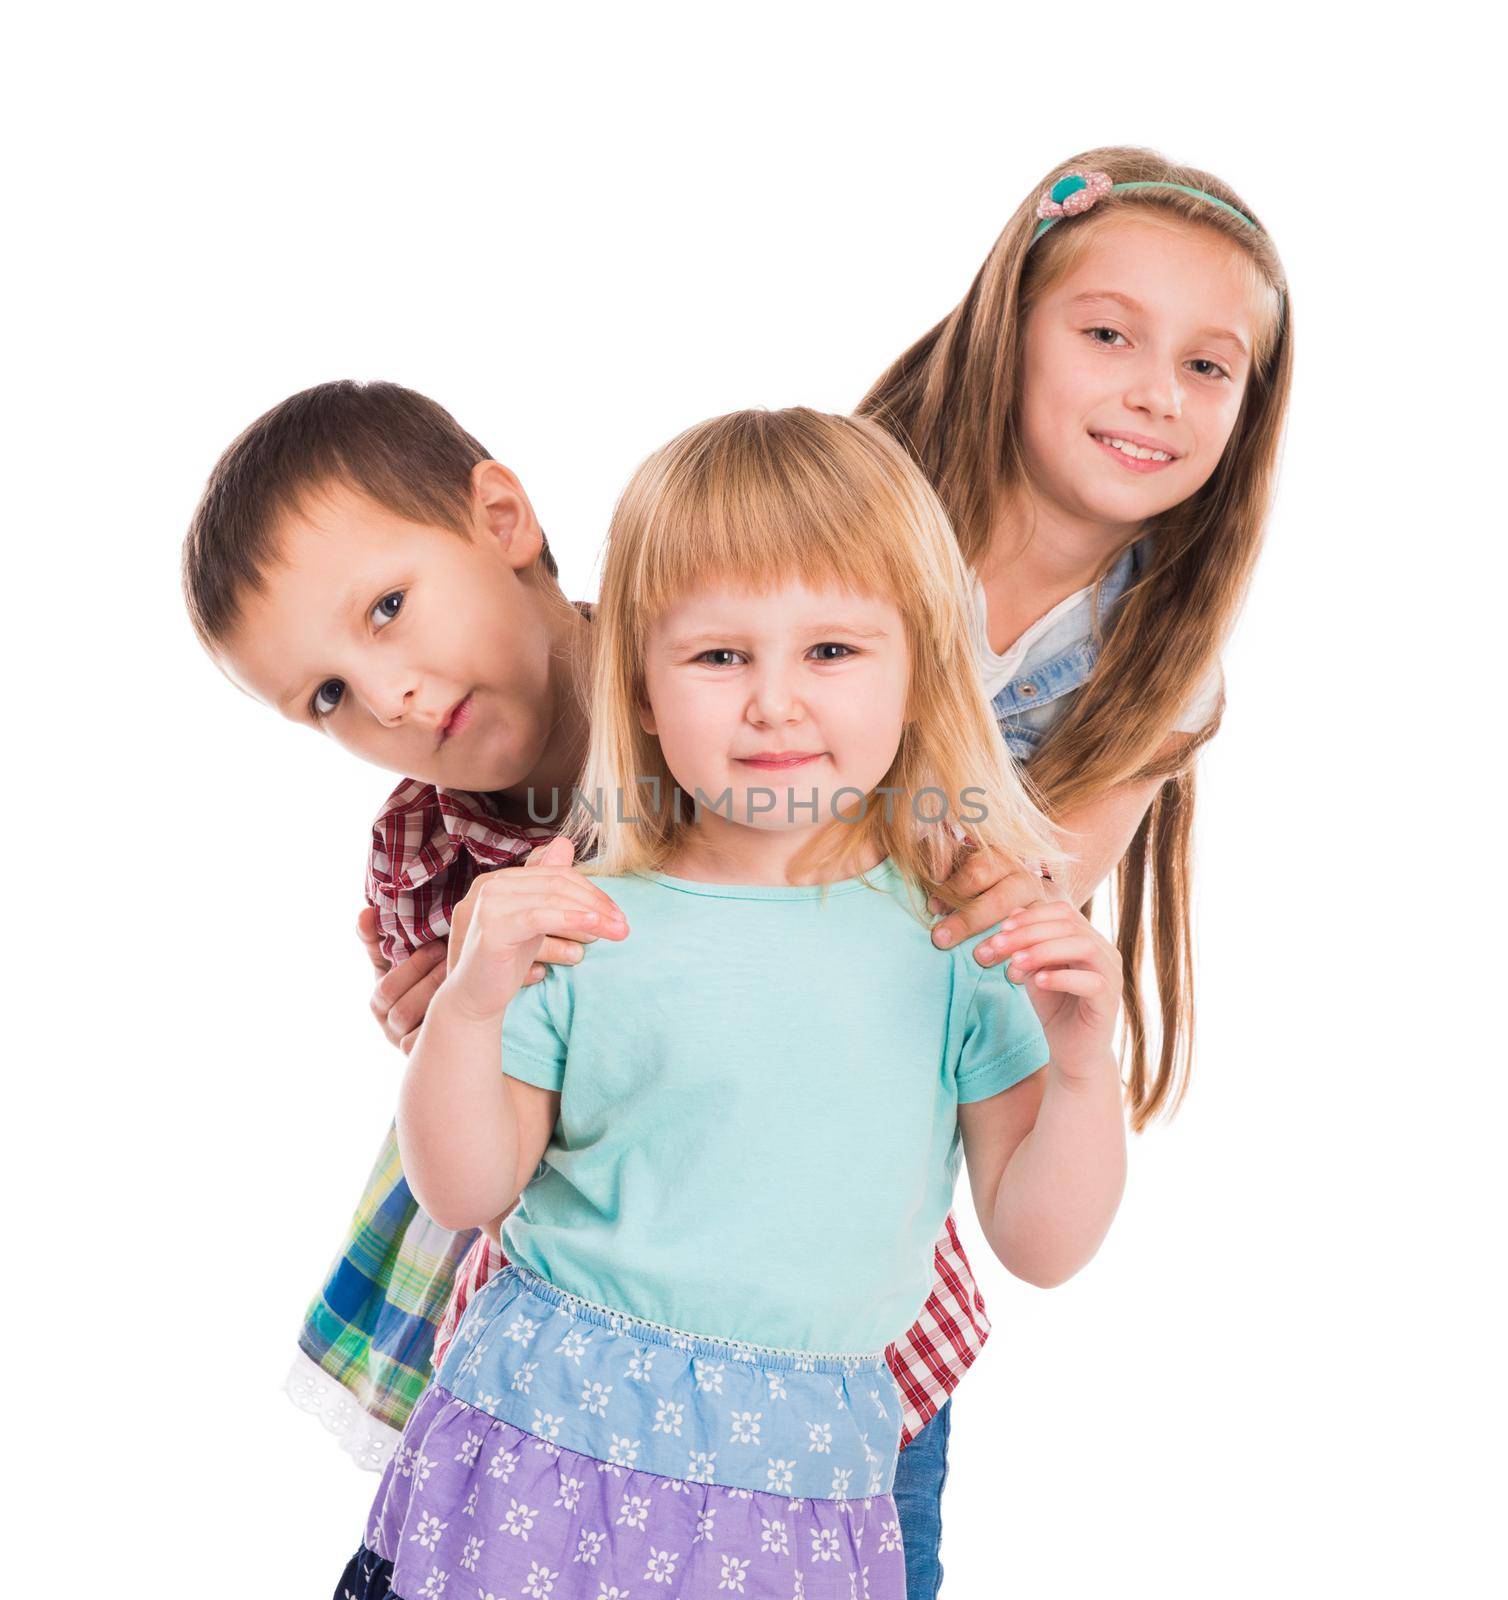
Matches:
[471,460,544,571]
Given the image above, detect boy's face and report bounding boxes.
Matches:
[218,469,561,793]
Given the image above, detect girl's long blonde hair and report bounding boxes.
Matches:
[859,145,1294,1129]
[567,407,1062,906]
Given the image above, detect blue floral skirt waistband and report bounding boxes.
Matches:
[435,1264,904,1499]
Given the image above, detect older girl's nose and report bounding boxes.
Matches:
[1126,358,1183,420]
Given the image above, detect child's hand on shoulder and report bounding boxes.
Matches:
[444,836,629,1021]
[992,902,1123,1082]
[928,843,1053,959]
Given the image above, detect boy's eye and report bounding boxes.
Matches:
[372,591,404,626]
[311,679,345,718]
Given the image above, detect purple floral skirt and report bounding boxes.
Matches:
[334,1265,907,1598]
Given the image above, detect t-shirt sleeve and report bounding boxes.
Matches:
[955,957,1051,1104]
[499,964,573,1092]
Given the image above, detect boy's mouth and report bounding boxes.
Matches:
[438,692,474,746]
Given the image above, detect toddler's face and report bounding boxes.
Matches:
[1019,215,1260,530]
[217,478,559,793]
[639,579,910,839]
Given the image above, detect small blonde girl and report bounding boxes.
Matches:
[336,408,1127,1600]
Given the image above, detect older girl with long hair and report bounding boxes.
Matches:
[865,144,1293,1128]
[855,147,1292,1595]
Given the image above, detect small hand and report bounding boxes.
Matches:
[357,905,389,979]
[362,915,449,1055]
[928,844,1053,964]
[360,838,629,1053]
[513,836,626,987]
[444,835,629,1021]
[990,902,1123,1079]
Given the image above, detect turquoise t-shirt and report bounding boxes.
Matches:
[499,856,1049,1353]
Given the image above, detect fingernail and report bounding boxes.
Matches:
[933,927,954,947]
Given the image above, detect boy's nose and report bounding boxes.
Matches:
[365,675,420,729]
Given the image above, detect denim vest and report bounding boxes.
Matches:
[988,540,1141,762]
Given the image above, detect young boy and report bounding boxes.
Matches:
[184,378,1035,1586]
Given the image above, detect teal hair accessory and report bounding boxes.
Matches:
[1031,170,1259,243]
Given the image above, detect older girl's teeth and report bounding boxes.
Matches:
[1098,435,1172,462]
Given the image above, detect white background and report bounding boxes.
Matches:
[7,4,1502,1595]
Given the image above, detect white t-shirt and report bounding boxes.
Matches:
[970,574,1222,735]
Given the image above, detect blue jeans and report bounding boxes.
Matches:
[892,1399,951,1597]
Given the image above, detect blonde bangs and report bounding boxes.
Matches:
[617,409,940,630]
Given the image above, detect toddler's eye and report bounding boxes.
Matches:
[694,649,745,667]
[810,643,854,661]
[372,591,404,626]
[1086,326,1128,347]
[311,679,345,718]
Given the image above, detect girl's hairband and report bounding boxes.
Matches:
[1031,171,1260,243]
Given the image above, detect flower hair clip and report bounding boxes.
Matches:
[1034,169,1114,222]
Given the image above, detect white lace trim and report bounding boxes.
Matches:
[283,1349,404,1473]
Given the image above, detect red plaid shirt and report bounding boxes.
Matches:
[369,778,992,1445]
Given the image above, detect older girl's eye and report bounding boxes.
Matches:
[312,679,345,718]
[1086,326,1128,347]
[372,591,404,627]
[1188,358,1230,381]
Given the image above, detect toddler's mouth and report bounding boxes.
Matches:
[735,752,825,770]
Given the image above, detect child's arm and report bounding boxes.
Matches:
[958,903,1127,1288]
[396,835,627,1231]
[1046,763,1177,909]
[362,842,624,1055]
[932,732,1196,956]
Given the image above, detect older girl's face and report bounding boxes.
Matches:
[1018,216,1260,526]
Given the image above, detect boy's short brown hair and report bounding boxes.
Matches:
[181,380,557,650]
